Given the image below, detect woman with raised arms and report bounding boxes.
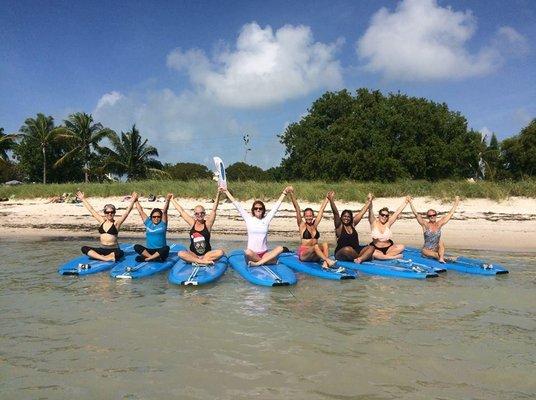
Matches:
[223,186,291,266]
[408,196,460,263]
[328,191,375,263]
[368,196,410,260]
[287,188,336,269]
[171,189,224,265]
[77,191,137,261]
[132,193,172,262]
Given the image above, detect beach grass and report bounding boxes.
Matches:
[1,179,535,201]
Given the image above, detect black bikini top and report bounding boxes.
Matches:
[99,221,118,235]
[302,226,320,240]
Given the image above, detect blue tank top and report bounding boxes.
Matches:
[144,218,167,248]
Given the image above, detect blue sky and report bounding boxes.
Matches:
[1,0,535,169]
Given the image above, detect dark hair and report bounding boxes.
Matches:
[303,207,314,215]
[251,200,266,218]
[379,207,389,214]
[150,208,163,217]
[103,204,116,213]
[341,209,353,225]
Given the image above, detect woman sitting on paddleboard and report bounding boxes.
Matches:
[288,188,336,269]
[223,186,291,266]
[77,191,137,261]
[408,196,460,263]
[133,193,172,262]
[171,190,224,265]
[328,191,375,263]
[368,195,410,260]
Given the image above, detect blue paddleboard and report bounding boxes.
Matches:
[278,253,357,281]
[228,250,297,287]
[404,247,509,276]
[337,258,438,280]
[58,244,136,276]
[168,256,228,286]
[110,243,185,279]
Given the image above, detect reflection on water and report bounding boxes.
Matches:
[0,238,535,400]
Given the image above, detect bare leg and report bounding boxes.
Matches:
[355,245,375,263]
[87,249,115,262]
[335,246,359,262]
[179,250,212,265]
[245,249,262,264]
[438,240,447,263]
[249,246,284,266]
[144,251,162,261]
[199,249,225,264]
[299,246,321,262]
[422,247,440,260]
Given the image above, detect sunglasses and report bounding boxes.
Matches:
[427,213,437,217]
[194,211,206,216]
[253,207,264,211]
[152,215,162,219]
[379,213,389,217]
[104,210,115,214]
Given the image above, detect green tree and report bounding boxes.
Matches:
[481,132,502,180]
[501,119,536,178]
[0,127,18,167]
[226,162,267,181]
[279,88,482,181]
[55,112,114,182]
[18,113,66,183]
[163,162,212,180]
[99,124,163,180]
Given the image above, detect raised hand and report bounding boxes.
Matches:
[131,192,139,202]
[76,191,85,200]
[367,192,374,201]
[327,191,335,201]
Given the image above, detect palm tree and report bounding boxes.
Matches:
[0,127,17,167]
[55,112,114,182]
[99,125,163,180]
[18,114,64,184]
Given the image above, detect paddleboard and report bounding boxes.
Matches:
[213,156,227,190]
[279,253,357,280]
[168,256,228,286]
[58,244,135,276]
[337,258,438,279]
[110,243,185,279]
[228,249,297,287]
[404,247,509,275]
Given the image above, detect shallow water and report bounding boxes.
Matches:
[1,237,535,400]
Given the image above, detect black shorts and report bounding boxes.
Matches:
[81,246,124,260]
[134,244,170,261]
[370,240,394,255]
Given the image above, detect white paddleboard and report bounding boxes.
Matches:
[213,156,227,189]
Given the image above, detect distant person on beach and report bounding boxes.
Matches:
[133,193,172,262]
[328,191,375,263]
[171,190,224,265]
[408,196,460,263]
[223,186,291,266]
[287,188,336,269]
[77,191,137,261]
[368,196,410,260]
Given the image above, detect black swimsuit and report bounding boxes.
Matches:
[98,222,118,235]
[335,224,362,254]
[302,226,320,240]
[81,221,123,259]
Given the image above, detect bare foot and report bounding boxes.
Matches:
[321,260,329,270]
[354,257,363,264]
[438,258,446,264]
[393,254,403,259]
[326,259,336,268]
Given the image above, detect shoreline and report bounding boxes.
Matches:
[1,196,536,253]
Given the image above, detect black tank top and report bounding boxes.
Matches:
[335,224,360,254]
[189,222,211,256]
[302,225,320,240]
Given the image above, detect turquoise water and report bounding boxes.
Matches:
[0,238,535,399]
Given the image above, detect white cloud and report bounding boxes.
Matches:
[356,0,527,81]
[167,22,343,108]
[95,91,124,110]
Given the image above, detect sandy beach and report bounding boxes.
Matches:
[1,195,535,252]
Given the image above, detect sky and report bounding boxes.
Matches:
[1,0,535,169]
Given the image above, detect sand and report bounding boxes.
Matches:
[1,195,535,252]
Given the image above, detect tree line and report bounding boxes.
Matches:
[1,88,535,183]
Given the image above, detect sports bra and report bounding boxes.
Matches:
[302,226,320,240]
[371,225,392,241]
[99,221,118,236]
